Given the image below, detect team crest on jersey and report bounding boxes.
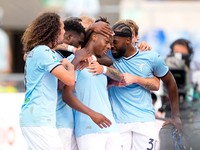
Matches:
[136,63,146,71]
[51,54,59,63]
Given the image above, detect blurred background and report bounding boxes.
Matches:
[1,0,200,149]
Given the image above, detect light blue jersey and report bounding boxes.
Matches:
[107,49,169,123]
[73,58,119,138]
[19,45,61,127]
[55,51,74,129]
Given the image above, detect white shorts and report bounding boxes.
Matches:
[76,132,122,150]
[117,122,159,150]
[21,126,64,150]
[58,128,78,150]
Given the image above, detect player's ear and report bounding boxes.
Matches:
[68,35,72,42]
[126,37,131,44]
[92,33,97,42]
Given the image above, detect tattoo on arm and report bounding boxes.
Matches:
[106,67,123,81]
[145,82,157,90]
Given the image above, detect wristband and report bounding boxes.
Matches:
[102,65,107,74]
[89,55,97,65]
[68,45,75,52]
[91,55,97,62]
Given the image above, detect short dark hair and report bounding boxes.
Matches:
[63,19,86,36]
[170,39,193,58]
[95,16,110,24]
[65,16,82,22]
[112,23,132,38]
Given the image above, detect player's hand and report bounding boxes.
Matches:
[74,48,92,62]
[60,58,73,69]
[91,21,114,37]
[137,41,152,52]
[122,73,137,86]
[87,61,103,75]
[88,111,112,129]
[162,116,182,133]
[76,60,89,70]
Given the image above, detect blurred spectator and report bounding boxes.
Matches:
[0,7,12,74]
[168,39,200,70]
[0,7,17,93]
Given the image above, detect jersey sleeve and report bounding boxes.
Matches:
[67,54,75,62]
[37,48,61,72]
[153,53,169,78]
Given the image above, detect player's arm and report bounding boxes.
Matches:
[77,54,113,70]
[85,21,114,42]
[51,58,75,86]
[87,62,123,81]
[56,43,77,53]
[160,71,182,132]
[62,84,112,129]
[122,73,160,91]
[97,55,113,66]
[57,48,92,89]
[137,41,152,51]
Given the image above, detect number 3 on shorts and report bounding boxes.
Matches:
[147,138,157,150]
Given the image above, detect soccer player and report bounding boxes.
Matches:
[55,19,85,150]
[62,18,123,150]
[109,23,181,150]
[19,12,94,150]
[56,18,116,150]
[88,22,181,150]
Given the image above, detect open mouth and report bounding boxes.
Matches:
[103,50,109,54]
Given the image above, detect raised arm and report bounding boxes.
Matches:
[62,84,112,129]
[85,21,114,42]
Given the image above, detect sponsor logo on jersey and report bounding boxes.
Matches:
[51,54,59,63]
[136,63,146,71]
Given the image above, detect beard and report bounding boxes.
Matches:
[112,47,126,59]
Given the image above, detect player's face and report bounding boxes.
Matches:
[57,18,65,45]
[94,34,112,58]
[70,33,85,49]
[111,36,127,58]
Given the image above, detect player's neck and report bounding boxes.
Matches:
[124,45,137,58]
[84,42,95,55]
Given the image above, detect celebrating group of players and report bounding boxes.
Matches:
[19,12,182,150]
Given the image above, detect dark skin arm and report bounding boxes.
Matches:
[87,62,123,81]
[77,55,113,71]
[85,21,114,42]
[58,48,91,90]
[62,84,112,129]
[97,55,113,66]
[160,71,182,133]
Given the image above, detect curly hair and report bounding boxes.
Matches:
[22,12,61,53]
[63,19,86,37]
